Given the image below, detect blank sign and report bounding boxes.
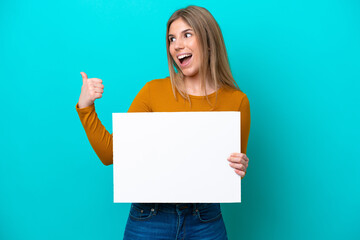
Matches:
[113,112,241,203]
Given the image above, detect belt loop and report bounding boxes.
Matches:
[153,203,158,215]
[193,203,197,215]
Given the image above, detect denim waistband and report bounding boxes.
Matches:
[132,203,218,215]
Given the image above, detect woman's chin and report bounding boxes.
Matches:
[181,69,199,78]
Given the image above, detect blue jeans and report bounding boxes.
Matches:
[123,203,228,240]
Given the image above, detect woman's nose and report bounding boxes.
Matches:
[174,38,184,51]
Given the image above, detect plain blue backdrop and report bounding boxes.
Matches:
[1,0,359,239]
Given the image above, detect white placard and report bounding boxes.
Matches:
[113,112,241,203]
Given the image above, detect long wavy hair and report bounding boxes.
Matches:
[166,5,239,105]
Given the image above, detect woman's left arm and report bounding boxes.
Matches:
[228,94,251,178]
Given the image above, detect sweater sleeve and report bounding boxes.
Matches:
[75,103,113,165]
[239,94,251,154]
[75,82,152,166]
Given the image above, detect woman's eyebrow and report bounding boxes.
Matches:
[168,28,193,37]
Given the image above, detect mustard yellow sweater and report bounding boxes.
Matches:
[76,77,250,166]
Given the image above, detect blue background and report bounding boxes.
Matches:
[1,0,359,239]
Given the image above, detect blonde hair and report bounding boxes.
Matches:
[166,5,239,106]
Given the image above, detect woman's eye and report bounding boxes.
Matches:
[169,37,175,42]
[185,33,192,38]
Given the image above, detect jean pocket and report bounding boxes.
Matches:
[196,203,222,223]
[129,203,155,221]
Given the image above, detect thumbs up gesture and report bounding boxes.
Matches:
[78,72,104,108]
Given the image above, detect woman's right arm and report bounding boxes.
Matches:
[76,73,152,166]
[76,72,113,165]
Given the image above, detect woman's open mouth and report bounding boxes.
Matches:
[177,53,192,67]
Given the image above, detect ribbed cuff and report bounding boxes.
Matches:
[75,102,95,117]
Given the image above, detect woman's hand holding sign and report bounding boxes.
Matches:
[228,153,249,178]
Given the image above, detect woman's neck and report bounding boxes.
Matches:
[183,72,217,96]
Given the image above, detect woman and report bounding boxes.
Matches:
[76,5,250,240]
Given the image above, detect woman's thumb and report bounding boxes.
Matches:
[80,72,88,83]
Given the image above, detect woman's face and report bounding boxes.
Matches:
[168,18,202,78]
